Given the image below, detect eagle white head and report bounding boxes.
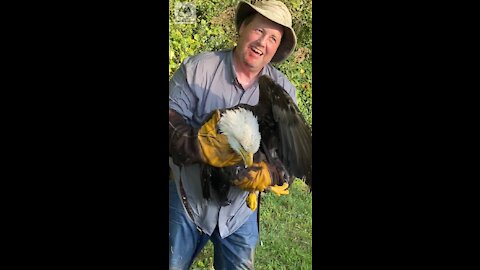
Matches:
[218,107,261,168]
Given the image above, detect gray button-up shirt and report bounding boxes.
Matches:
[169,49,296,238]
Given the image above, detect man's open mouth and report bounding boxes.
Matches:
[251,47,263,56]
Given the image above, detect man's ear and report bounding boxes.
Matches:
[238,22,246,37]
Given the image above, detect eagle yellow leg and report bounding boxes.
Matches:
[245,183,290,211]
[267,183,290,196]
[246,192,257,211]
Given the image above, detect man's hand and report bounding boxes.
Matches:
[169,109,243,167]
[232,161,272,192]
[232,161,290,211]
[197,110,243,167]
[232,161,292,194]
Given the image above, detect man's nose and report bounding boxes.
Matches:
[256,35,268,47]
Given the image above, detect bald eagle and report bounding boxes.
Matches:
[202,75,312,206]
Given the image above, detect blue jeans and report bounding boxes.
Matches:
[169,181,258,270]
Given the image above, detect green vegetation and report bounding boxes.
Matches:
[169,1,312,268]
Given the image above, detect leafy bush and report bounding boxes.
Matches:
[169,0,312,126]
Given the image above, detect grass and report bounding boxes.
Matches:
[191,179,312,269]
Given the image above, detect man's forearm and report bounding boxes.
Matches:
[169,109,204,166]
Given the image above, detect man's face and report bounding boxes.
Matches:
[236,13,284,70]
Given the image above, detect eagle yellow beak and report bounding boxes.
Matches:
[239,148,254,168]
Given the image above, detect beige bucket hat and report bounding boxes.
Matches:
[235,0,297,63]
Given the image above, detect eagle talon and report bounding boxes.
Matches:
[246,192,257,211]
[267,183,289,196]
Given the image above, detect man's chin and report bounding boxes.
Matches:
[244,58,263,69]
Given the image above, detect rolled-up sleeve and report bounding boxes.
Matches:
[169,60,197,121]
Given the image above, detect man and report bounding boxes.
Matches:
[169,1,298,269]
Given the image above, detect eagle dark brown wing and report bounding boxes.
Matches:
[255,75,312,190]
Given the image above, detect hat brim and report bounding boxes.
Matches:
[235,1,297,63]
